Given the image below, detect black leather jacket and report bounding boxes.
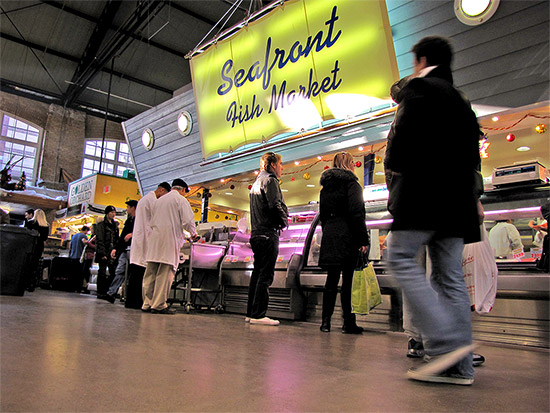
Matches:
[249,170,288,236]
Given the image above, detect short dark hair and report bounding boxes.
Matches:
[125,199,138,208]
[26,208,34,215]
[158,182,171,192]
[81,226,89,232]
[412,36,453,68]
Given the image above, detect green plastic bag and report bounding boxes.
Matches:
[351,262,382,315]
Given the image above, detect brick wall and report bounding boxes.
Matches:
[1,91,124,189]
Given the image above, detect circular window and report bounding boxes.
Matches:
[177,111,193,136]
[454,0,499,26]
[141,128,154,151]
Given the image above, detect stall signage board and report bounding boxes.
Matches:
[190,0,398,159]
[68,175,97,207]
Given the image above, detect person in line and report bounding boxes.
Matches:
[24,208,34,228]
[105,200,137,303]
[26,209,49,291]
[488,219,524,258]
[318,152,370,334]
[384,36,483,385]
[69,226,89,292]
[81,224,97,294]
[142,179,198,314]
[95,205,119,300]
[128,182,171,309]
[247,152,288,326]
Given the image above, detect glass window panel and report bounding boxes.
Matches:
[116,166,125,177]
[12,143,25,155]
[119,143,128,153]
[85,142,96,156]
[24,146,36,157]
[23,158,34,168]
[14,130,26,141]
[26,130,39,143]
[83,158,95,169]
[106,141,116,150]
[103,149,115,160]
[118,152,130,163]
[101,162,114,174]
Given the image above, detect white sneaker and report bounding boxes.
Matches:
[249,317,280,326]
[245,317,251,322]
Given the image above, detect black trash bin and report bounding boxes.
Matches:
[0,225,39,296]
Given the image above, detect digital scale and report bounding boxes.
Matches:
[492,161,549,187]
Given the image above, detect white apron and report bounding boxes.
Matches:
[129,191,157,267]
[145,190,196,272]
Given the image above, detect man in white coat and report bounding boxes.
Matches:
[130,182,171,268]
[142,178,199,314]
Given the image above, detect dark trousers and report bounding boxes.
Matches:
[247,234,279,319]
[97,259,117,296]
[71,258,84,292]
[322,266,354,319]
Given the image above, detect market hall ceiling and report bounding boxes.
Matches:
[0,0,270,122]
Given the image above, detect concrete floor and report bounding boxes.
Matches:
[1,290,548,412]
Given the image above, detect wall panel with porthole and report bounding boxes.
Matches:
[177,111,193,136]
[141,128,154,151]
[454,0,500,26]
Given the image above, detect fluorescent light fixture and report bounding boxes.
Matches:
[281,189,288,192]
[224,192,233,195]
[275,97,322,131]
[306,184,315,188]
[516,146,531,152]
[325,94,391,119]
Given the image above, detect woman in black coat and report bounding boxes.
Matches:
[318,152,370,333]
[26,209,50,291]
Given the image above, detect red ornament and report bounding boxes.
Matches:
[291,177,295,181]
[506,134,515,142]
[230,184,235,190]
[324,165,329,170]
[355,161,362,167]
[207,192,212,198]
[248,185,252,190]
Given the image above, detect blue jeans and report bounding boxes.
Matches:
[107,251,128,297]
[247,234,279,319]
[388,231,474,378]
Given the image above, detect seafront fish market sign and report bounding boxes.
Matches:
[190,0,398,159]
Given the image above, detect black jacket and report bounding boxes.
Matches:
[318,168,370,268]
[115,215,134,257]
[95,216,119,262]
[249,170,288,236]
[384,65,482,243]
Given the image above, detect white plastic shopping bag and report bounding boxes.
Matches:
[462,225,498,314]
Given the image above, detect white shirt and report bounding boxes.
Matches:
[130,191,157,267]
[488,222,523,257]
[145,190,197,271]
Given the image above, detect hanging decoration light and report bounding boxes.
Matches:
[303,172,311,180]
[374,156,382,164]
[230,184,235,190]
[535,124,547,134]
[506,133,515,142]
[355,161,362,167]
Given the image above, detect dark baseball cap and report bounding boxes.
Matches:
[158,182,171,192]
[125,199,138,208]
[104,205,116,214]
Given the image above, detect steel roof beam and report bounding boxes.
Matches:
[0,32,172,95]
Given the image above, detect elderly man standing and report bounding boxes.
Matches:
[125,182,170,309]
[142,179,199,314]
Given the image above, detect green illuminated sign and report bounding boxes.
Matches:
[190,0,398,159]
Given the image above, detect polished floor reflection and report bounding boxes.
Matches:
[1,290,548,412]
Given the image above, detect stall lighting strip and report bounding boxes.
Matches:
[484,207,541,216]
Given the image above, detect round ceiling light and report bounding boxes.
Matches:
[141,128,154,151]
[454,0,499,26]
[177,111,193,136]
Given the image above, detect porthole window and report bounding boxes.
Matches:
[141,128,154,151]
[177,111,193,136]
[454,0,500,26]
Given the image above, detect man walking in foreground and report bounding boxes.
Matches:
[384,36,484,385]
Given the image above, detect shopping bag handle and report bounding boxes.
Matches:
[355,251,369,270]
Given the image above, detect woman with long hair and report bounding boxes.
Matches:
[26,209,49,291]
[318,152,370,333]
